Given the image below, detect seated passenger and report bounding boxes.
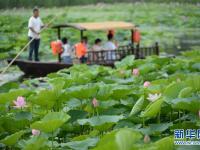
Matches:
[103,33,116,60]
[75,36,88,63]
[104,33,116,50]
[92,38,102,51]
[61,37,72,64]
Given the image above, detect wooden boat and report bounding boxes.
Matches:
[7,21,159,77]
[7,59,73,77]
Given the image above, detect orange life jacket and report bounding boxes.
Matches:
[132,30,141,43]
[51,40,62,55]
[75,42,87,58]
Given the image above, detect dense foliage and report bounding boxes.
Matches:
[0,0,199,9]
[0,3,199,60]
[0,50,200,149]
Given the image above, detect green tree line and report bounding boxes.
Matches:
[0,0,198,9]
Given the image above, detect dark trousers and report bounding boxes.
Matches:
[80,56,87,63]
[28,37,40,61]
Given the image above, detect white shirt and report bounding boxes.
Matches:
[92,45,102,51]
[28,16,43,39]
[61,44,71,57]
[103,41,116,50]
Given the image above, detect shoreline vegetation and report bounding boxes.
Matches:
[0,0,199,9]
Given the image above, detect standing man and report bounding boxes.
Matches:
[28,7,44,61]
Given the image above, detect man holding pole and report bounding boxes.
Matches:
[28,7,44,61]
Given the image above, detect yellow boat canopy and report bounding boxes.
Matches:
[52,21,135,31]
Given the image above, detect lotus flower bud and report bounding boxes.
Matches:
[92,98,99,108]
[144,135,151,143]
[32,129,40,136]
[143,81,151,88]
[132,68,139,76]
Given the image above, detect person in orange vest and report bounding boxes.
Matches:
[75,36,88,63]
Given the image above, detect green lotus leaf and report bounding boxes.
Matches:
[93,128,142,150]
[30,89,59,109]
[61,138,99,150]
[115,55,135,69]
[178,87,192,98]
[163,82,185,103]
[141,98,163,118]
[67,84,98,99]
[0,130,25,146]
[111,85,133,100]
[129,96,144,116]
[154,136,174,150]
[31,112,70,133]
[19,136,48,150]
[171,97,200,113]
[77,115,124,127]
[185,75,200,92]
[96,83,113,100]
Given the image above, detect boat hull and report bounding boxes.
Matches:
[7,59,114,77]
[7,59,73,77]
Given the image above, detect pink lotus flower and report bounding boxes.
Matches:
[132,68,139,76]
[144,135,150,143]
[92,98,99,108]
[13,96,27,109]
[32,129,40,136]
[143,81,151,88]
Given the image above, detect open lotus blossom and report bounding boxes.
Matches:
[13,96,27,109]
[92,98,99,108]
[132,68,139,76]
[144,135,151,143]
[32,129,40,136]
[147,93,162,102]
[143,81,151,88]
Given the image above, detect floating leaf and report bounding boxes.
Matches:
[0,130,24,146]
[77,115,124,127]
[19,136,48,150]
[61,138,99,150]
[171,97,200,113]
[31,112,70,133]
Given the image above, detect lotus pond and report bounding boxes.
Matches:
[0,50,200,150]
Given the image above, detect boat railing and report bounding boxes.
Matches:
[87,42,159,64]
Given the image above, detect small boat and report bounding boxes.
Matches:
[7,59,73,77]
[8,21,159,77]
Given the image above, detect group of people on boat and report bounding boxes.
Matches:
[59,32,118,64]
[28,7,118,64]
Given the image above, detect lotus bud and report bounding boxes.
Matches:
[144,135,151,143]
[144,81,151,88]
[92,98,99,108]
[132,68,139,76]
[32,129,40,136]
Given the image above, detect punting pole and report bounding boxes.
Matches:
[0,15,59,75]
